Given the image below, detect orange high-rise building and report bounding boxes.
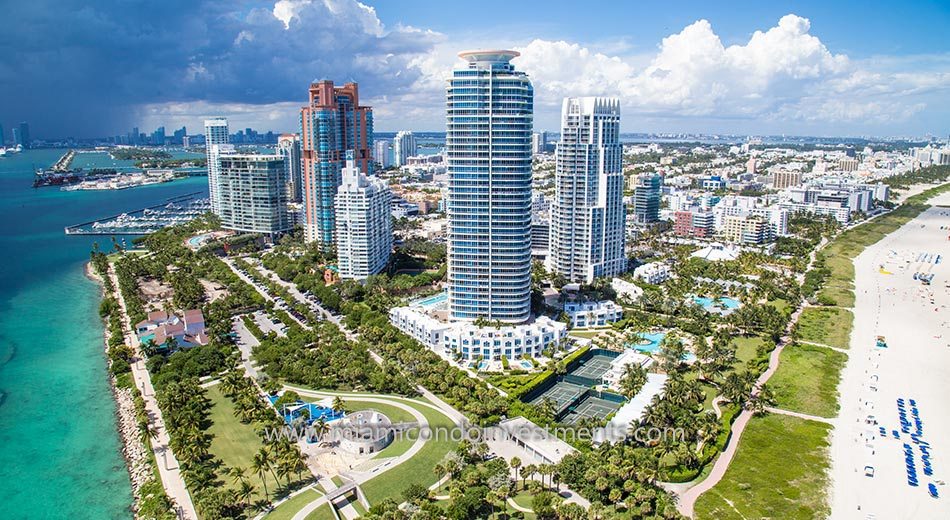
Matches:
[300,81,373,245]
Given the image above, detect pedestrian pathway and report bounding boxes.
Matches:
[108,266,198,520]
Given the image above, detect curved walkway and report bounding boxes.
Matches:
[676,304,805,517]
[287,390,434,520]
[507,497,534,513]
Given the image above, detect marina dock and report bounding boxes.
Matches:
[64,192,209,235]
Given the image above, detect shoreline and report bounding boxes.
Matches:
[830,190,950,518]
[84,261,151,516]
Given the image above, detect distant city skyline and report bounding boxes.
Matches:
[1,0,948,138]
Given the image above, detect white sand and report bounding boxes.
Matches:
[830,192,950,518]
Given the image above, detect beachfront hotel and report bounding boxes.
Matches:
[204,117,230,213]
[446,50,534,323]
[300,81,374,246]
[216,153,292,239]
[334,153,392,280]
[547,97,626,283]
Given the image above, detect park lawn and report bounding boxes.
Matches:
[373,437,415,459]
[817,284,855,308]
[205,384,271,501]
[796,307,854,350]
[694,414,832,520]
[304,504,336,520]
[766,298,791,315]
[339,399,417,424]
[769,344,847,418]
[360,401,458,505]
[265,488,322,520]
[733,335,766,366]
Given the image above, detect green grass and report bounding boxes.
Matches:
[567,330,602,339]
[511,490,535,509]
[732,335,766,366]
[360,400,457,505]
[373,437,415,459]
[332,398,416,424]
[769,344,847,418]
[694,414,832,520]
[205,384,271,501]
[265,488,323,520]
[796,307,853,349]
[766,298,791,315]
[303,504,336,520]
[331,476,343,487]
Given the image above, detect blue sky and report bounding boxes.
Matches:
[1,0,947,138]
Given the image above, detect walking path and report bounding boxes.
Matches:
[108,266,198,520]
[765,406,835,425]
[796,340,850,354]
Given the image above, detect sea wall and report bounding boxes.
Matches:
[85,262,153,515]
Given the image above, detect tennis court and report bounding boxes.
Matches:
[570,354,614,381]
[561,394,623,424]
[529,381,586,415]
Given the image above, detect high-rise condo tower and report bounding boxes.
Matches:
[446,50,533,322]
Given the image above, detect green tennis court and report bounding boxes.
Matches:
[570,355,614,380]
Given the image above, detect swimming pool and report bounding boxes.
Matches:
[630,332,666,353]
[628,331,696,361]
[478,360,489,371]
[268,397,344,425]
[412,291,448,308]
[520,360,534,370]
[692,296,741,311]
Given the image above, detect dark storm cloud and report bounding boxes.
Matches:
[0,0,440,137]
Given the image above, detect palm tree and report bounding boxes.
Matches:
[510,457,522,485]
[237,479,255,507]
[251,452,271,499]
[521,464,535,489]
[331,396,345,415]
[620,363,648,399]
[228,466,248,486]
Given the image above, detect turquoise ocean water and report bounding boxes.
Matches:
[0,150,208,519]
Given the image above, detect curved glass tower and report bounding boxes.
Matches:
[446,50,534,323]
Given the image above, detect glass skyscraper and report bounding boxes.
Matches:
[300,81,373,246]
[204,118,230,214]
[548,97,626,283]
[633,172,662,225]
[446,50,533,323]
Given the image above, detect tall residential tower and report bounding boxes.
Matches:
[393,130,417,167]
[216,154,291,239]
[446,50,533,323]
[335,153,392,280]
[300,81,373,246]
[204,118,230,213]
[632,173,662,225]
[548,97,626,283]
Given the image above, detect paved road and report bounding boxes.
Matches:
[108,266,198,520]
[232,316,260,378]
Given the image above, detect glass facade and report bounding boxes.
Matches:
[446,51,533,323]
[217,154,291,238]
[548,97,625,283]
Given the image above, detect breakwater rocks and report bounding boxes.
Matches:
[114,386,152,494]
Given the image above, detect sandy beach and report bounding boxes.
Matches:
[830,191,950,518]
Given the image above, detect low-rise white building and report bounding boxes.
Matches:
[601,350,653,389]
[444,317,567,360]
[611,278,643,302]
[563,300,623,328]
[633,262,671,284]
[389,305,567,361]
